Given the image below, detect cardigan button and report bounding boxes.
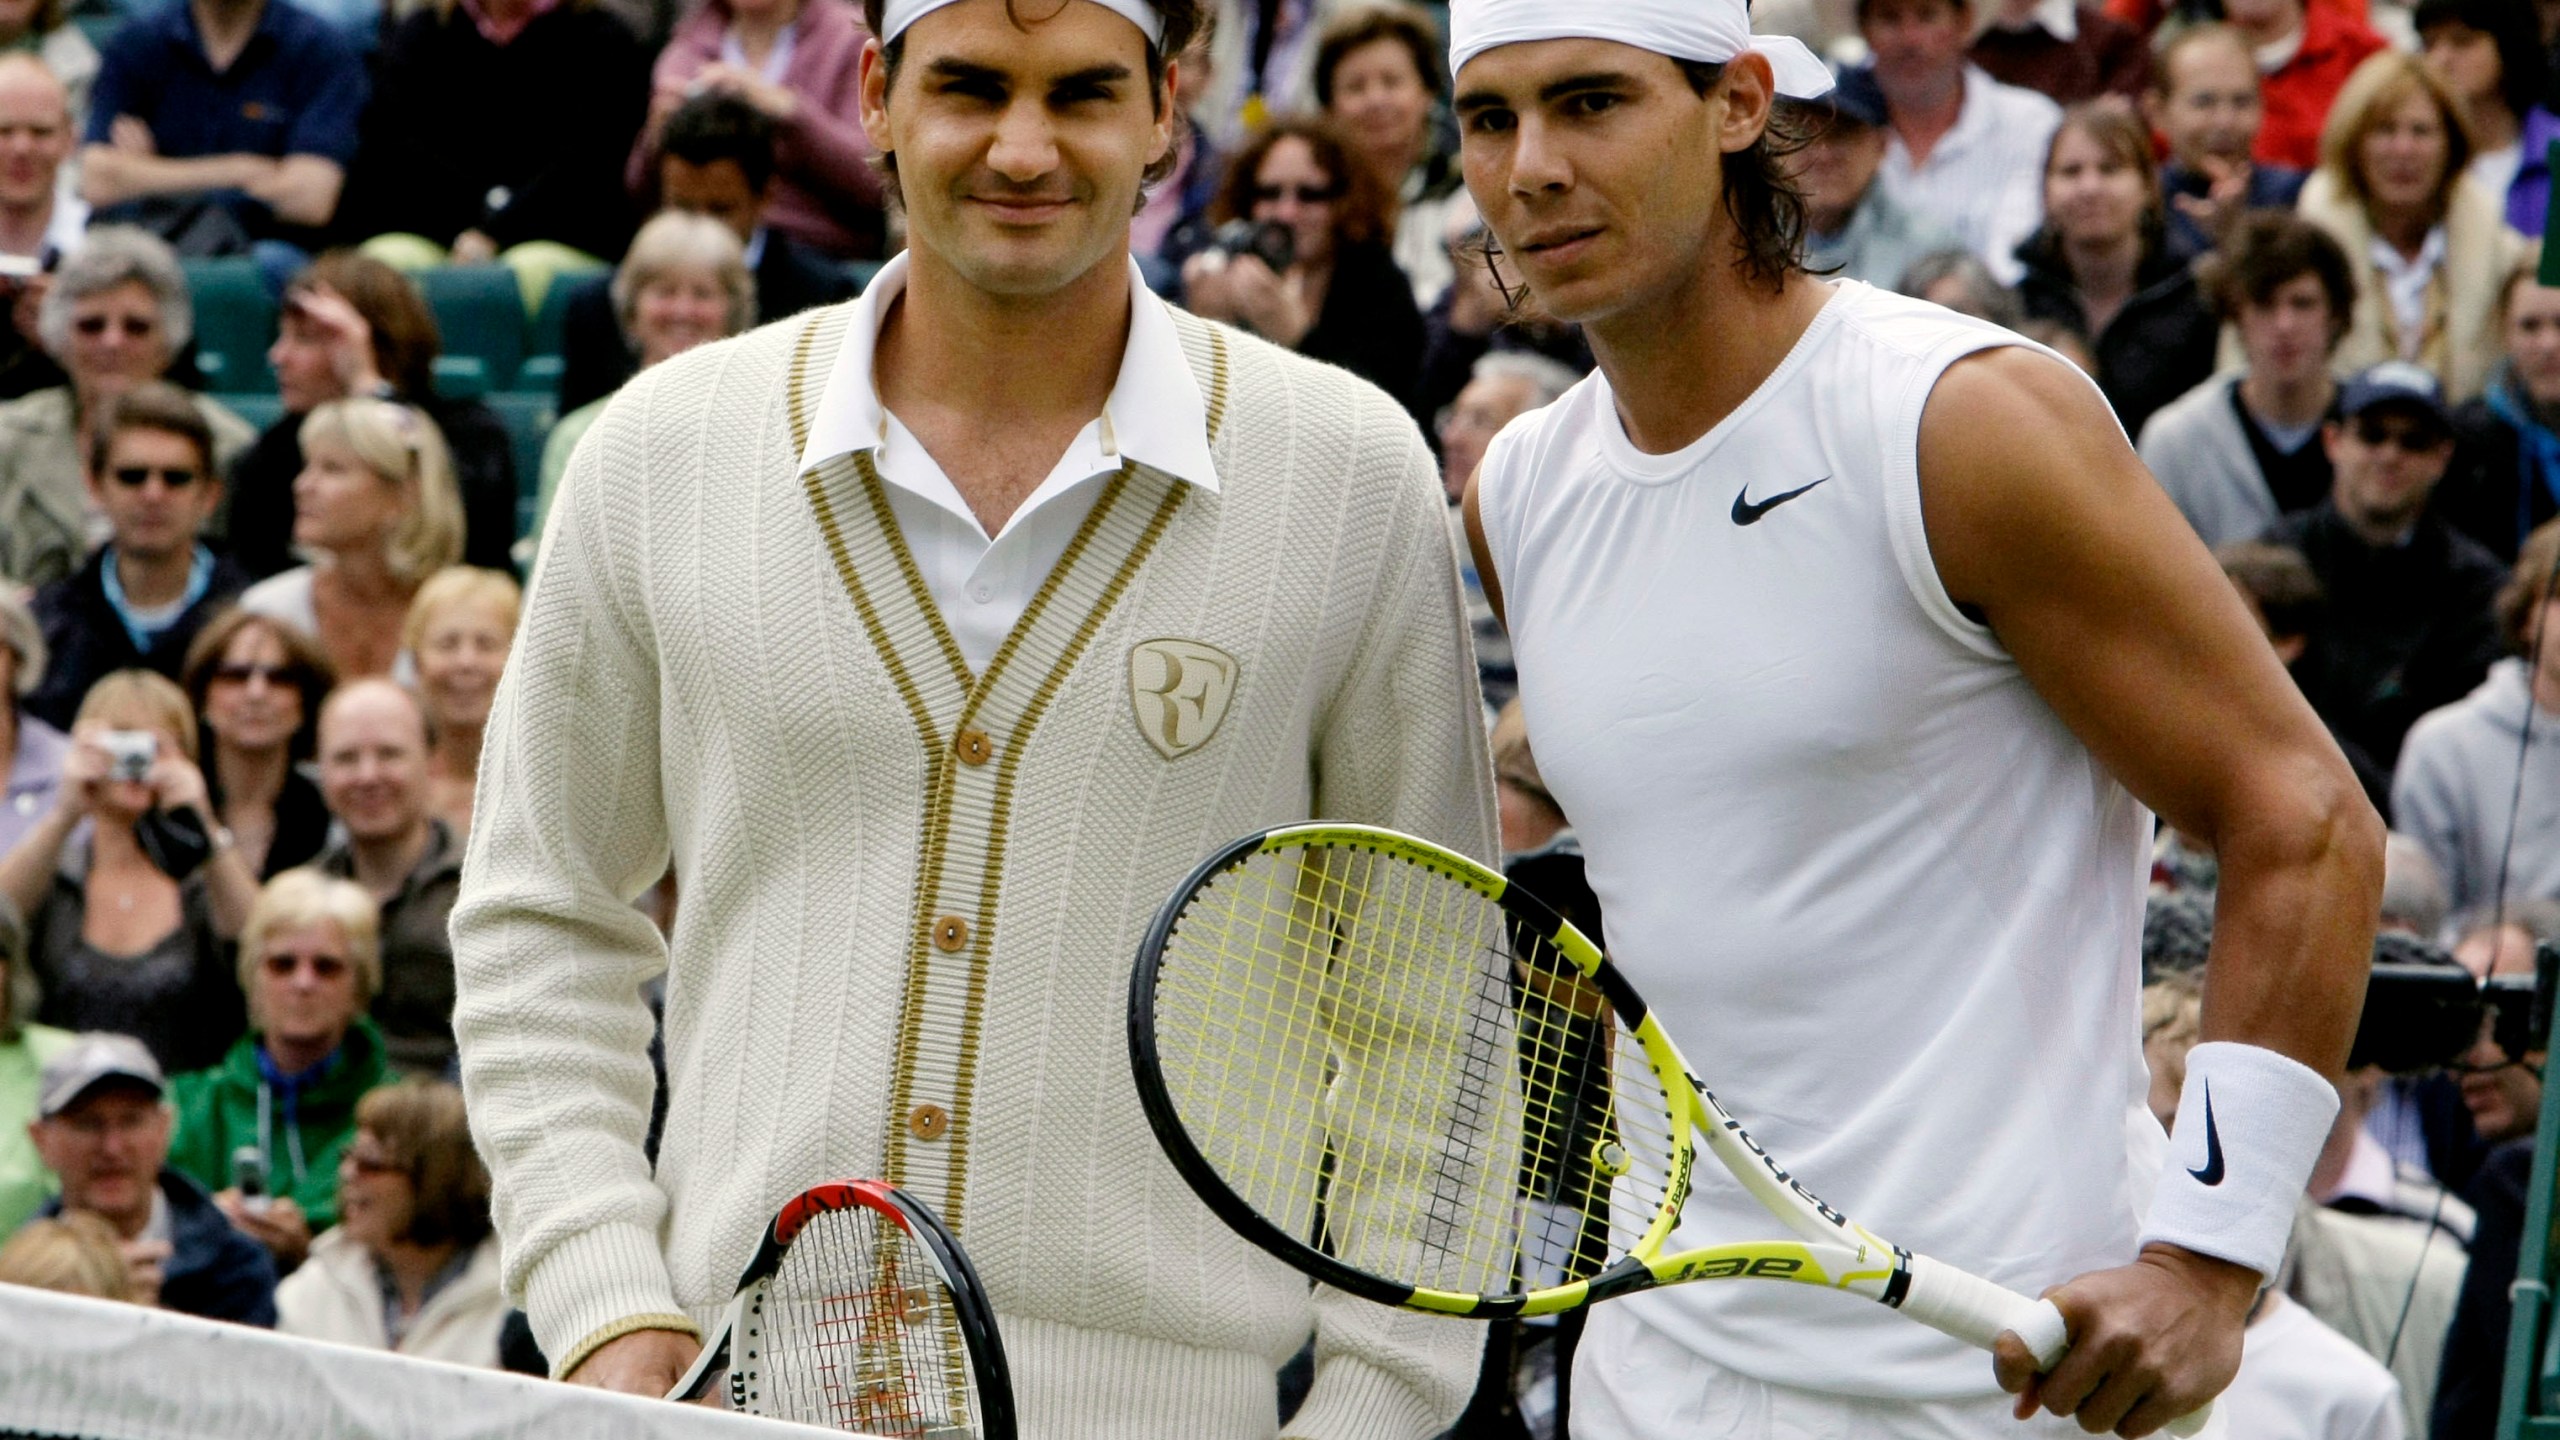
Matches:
[955,729,993,766]
[908,1104,950,1140]
[932,915,971,952]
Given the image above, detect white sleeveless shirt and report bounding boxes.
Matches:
[1476,281,2162,1402]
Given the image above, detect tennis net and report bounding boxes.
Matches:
[0,1283,860,1439]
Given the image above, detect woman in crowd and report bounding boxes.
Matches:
[534,212,754,544]
[228,253,516,579]
[0,670,256,1073]
[277,1079,503,1366]
[0,901,73,1233]
[0,229,255,589]
[0,0,96,134]
[404,568,518,840]
[2394,517,2560,915]
[238,398,466,684]
[2417,0,2556,231]
[340,0,652,287]
[1313,3,1469,308]
[628,0,881,259]
[1182,118,1424,406]
[2014,104,2220,438]
[2299,51,2532,403]
[0,589,68,858]
[167,869,391,1272]
[0,1213,135,1302]
[2444,259,2560,560]
[180,611,335,881]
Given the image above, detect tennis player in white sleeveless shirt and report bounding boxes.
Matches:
[1448,5,2385,1437]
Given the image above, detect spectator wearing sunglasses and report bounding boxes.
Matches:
[179,610,334,882]
[166,868,389,1272]
[0,229,254,590]
[2262,362,2510,774]
[1182,117,1425,407]
[23,384,247,732]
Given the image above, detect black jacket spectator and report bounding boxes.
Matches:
[554,229,854,414]
[24,548,249,729]
[2433,1137,2529,1439]
[1297,238,1424,409]
[337,2,650,260]
[2439,386,2560,563]
[42,1168,277,1325]
[2265,499,2509,773]
[228,396,517,579]
[2014,230,2219,439]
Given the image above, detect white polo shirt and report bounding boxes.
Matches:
[1878,65,2061,285]
[796,252,1224,672]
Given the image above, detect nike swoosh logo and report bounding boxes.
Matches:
[2187,1085,2225,1186]
[1731,477,1830,525]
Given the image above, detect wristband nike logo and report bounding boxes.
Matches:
[2187,1086,2225,1186]
[1731,477,1829,525]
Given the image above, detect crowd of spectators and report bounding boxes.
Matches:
[0,0,2550,1431]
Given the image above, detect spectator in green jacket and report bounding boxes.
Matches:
[0,897,75,1233]
[166,869,388,1272]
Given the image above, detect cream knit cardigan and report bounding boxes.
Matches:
[453,300,1499,1439]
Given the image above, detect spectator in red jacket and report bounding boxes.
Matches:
[2227,0,2388,171]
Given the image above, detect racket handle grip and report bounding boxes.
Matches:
[1901,1255,2215,1439]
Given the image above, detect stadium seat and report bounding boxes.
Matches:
[484,390,557,544]
[417,265,524,392]
[846,260,883,294]
[183,258,278,395]
[525,275,580,362]
[431,355,489,402]
[217,392,287,439]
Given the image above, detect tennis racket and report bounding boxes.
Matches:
[1128,824,2211,1436]
[667,1179,1016,1440]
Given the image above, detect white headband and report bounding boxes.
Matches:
[1448,0,1834,99]
[881,0,1164,48]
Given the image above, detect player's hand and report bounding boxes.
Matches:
[563,1327,702,1399]
[1993,1243,2254,1437]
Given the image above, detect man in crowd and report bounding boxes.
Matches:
[0,55,86,402]
[2225,0,2385,171]
[556,92,861,414]
[1861,0,2059,284]
[1967,0,2150,104]
[2146,25,2308,262]
[313,680,458,1079]
[25,383,246,729]
[2217,540,2394,812]
[2141,212,2351,546]
[79,0,366,265]
[25,1031,276,1324]
[2266,362,2509,775]
[1797,65,1956,287]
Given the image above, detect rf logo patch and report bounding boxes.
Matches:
[1129,639,1239,760]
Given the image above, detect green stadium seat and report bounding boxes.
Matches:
[484,390,557,544]
[431,355,489,401]
[526,275,581,361]
[417,265,524,392]
[183,258,278,395]
[846,260,883,294]
[216,392,287,438]
[517,354,565,393]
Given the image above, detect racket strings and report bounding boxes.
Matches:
[762,1208,982,1437]
[1151,842,1680,1303]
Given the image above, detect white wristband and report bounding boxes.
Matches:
[2137,1042,2338,1280]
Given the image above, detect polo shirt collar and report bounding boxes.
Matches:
[798,251,1222,495]
[171,0,287,66]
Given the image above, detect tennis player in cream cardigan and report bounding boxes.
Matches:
[449,0,1499,1435]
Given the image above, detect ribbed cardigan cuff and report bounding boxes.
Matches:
[1283,1355,1447,1440]
[523,1221,689,1378]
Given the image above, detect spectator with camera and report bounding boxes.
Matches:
[166,868,391,1272]
[2144,26,2307,263]
[0,228,254,591]
[0,589,70,861]
[2141,213,2354,547]
[275,1078,501,1364]
[311,679,457,1078]
[402,567,516,841]
[226,253,515,580]
[0,670,255,1073]
[628,0,880,262]
[25,384,248,732]
[25,1030,275,1322]
[1182,116,1422,406]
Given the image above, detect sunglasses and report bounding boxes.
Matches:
[1252,183,1341,205]
[73,314,155,338]
[261,950,349,980]
[210,661,294,687]
[110,465,200,490]
[2351,419,2449,452]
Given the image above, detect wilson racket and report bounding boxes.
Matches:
[668,1179,1016,1440]
[1128,824,2211,1436]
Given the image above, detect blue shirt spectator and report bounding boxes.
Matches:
[79,0,366,256]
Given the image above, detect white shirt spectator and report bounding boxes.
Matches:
[2222,1293,2406,1440]
[2369,229,2449,364]
[1877,65,2060,284]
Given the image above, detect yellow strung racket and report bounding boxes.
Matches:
[1127,824,2208,1437]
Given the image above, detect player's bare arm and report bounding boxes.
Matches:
[1920,345,2385,1437]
